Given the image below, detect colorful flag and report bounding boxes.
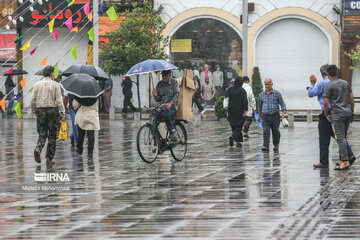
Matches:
[54,64,59,78]
[6,66,14,74]
[71,26,78,33]
[44,11,53,19]
[0,98,5,112]
[20,77,26,88]
[49,18,55,33]
[29,88,34,93]
[20,39,31,51]
[106,6,117,21]
[13,103,22,118]
[65,17,73,30]
[70,45,77,60]
[66,0,71,3]
[16,93,23,100]
[39,55,48,65]
[30,46,37,55]
[14,35,24,46]
[68,0,75,7]
[84,2,90,15]
[98,5,105,15]
[53,29,58,41]
[87,10,93,21]
[88,27,95,42]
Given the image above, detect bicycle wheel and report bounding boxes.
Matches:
[170,122,187,161]
[137,124,159,163]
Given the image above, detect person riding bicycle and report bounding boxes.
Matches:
[152,69,180,141]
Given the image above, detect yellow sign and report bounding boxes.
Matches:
[171,39,192,53]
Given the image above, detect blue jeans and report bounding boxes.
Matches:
[156,108,177,131]
[69,109,78,143]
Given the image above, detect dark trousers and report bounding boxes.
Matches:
[36,108,58,160]
[122,94,136,113]
[156,108,177,131]
[262,113,281,147]
[318,112,353,165]
[230,119,245,142]
[193,96,204,112]
[242,116,253,133]
[77,127,95,154]
[6,91,14,113]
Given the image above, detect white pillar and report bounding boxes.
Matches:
[242,0,248,76]
[93,0,99,67]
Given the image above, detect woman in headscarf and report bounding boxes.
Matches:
[225,76,248,147]
[5,75,16,114]
[121,76,136,115]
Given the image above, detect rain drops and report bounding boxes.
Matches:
[19,16,24,22]
[29,6,34,11]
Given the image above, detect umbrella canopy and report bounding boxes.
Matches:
[35,68,63,77]
[126,59,177,76]
[62,64,109,81]
[61,73,103,98]
[4,69,28,76]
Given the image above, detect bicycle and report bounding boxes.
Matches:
[136,105,188,163]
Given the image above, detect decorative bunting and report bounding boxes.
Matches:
[98,5,105,15]
[71,26,78,32]
[49,18,55,33]
[6,66,14,74]
[14,103,22,118]
[0,98,5,112]
[87,10,93,21]
[16,93,23,100]
[53,29,58,41]
[14,35,24,46]
[66,0,71,3]
[20,39,31,51]
[54,64,59,78]
[44,11,53,19]
[84,2,90,15]
[20,77,26,88]
[68,0,75,7]
[88,27,94,42]
[70,45,77,60]
[106,6,117,21]
[30,46,37,55]
[30,88,34,93]
[39,55,48,65]
[65,17,73,30]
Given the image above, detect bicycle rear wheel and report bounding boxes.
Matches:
[170,122,187,161]
[137,124,159,163]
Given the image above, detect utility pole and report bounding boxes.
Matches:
[93,0,99,67]
[242,0,248,76]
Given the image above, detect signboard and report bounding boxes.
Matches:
[0,34,17,60]
[171,39,192,53]
[18,0,89,27]
[344,0,360,15]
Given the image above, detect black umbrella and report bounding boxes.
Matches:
[36,68,63,76]
[62,64,109,81]
[4,69,28,76]
[61,73,103,98]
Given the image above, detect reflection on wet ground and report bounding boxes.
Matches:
[0,116,360,239]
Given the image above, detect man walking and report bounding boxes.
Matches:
[308,64,355,168]
[257,78,287,152]
[31,65,65,166]
[242,76,256,138]
[324,65,355,170]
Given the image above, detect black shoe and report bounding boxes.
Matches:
[46,157,55,168]
[88,152,93,158]
[349,155,356,165]
[236,142,242,147]
[262,146,269,152]
[229,137,234,147]
[77,148,83,155]
[243,133,249,138]
[71,137,75,148]
[34,147,41,163]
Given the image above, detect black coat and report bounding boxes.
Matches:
[122,78,133,97]
[225,85,248,125]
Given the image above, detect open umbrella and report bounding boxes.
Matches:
[62,64,108,81]
[61,73,103,98]
[36,68,63,76]
[4,69,28,76]
[126,59,177,76]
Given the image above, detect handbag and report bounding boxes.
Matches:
[282,117,290,128]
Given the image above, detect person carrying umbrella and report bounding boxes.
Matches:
[152,69,180,141]
[31,65,65,166]
[121,76,136,115]
[5,75,16,114]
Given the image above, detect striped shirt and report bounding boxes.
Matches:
[259,89,286,115]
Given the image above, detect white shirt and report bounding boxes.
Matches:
[242,83,256,117]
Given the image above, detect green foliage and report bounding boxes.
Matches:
[345,35,360,70]
[214,96,227,119]
[337,67,342,79]
[100,1,169,75]
[251,67,263,111]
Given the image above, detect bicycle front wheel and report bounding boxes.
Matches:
[170,122,187,161]
[137,124,159,163]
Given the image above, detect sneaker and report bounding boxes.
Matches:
[34,147,41,163]
[200,109,206,114]
[229,137,234,147]
[169,130,177,142]
[262,146,269,152]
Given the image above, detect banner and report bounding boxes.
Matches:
[0,34,17,60]
[18,0,90,27]
[344,0,360,15]
[171,39,192,53]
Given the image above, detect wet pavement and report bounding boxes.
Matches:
[1,116,360,239]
